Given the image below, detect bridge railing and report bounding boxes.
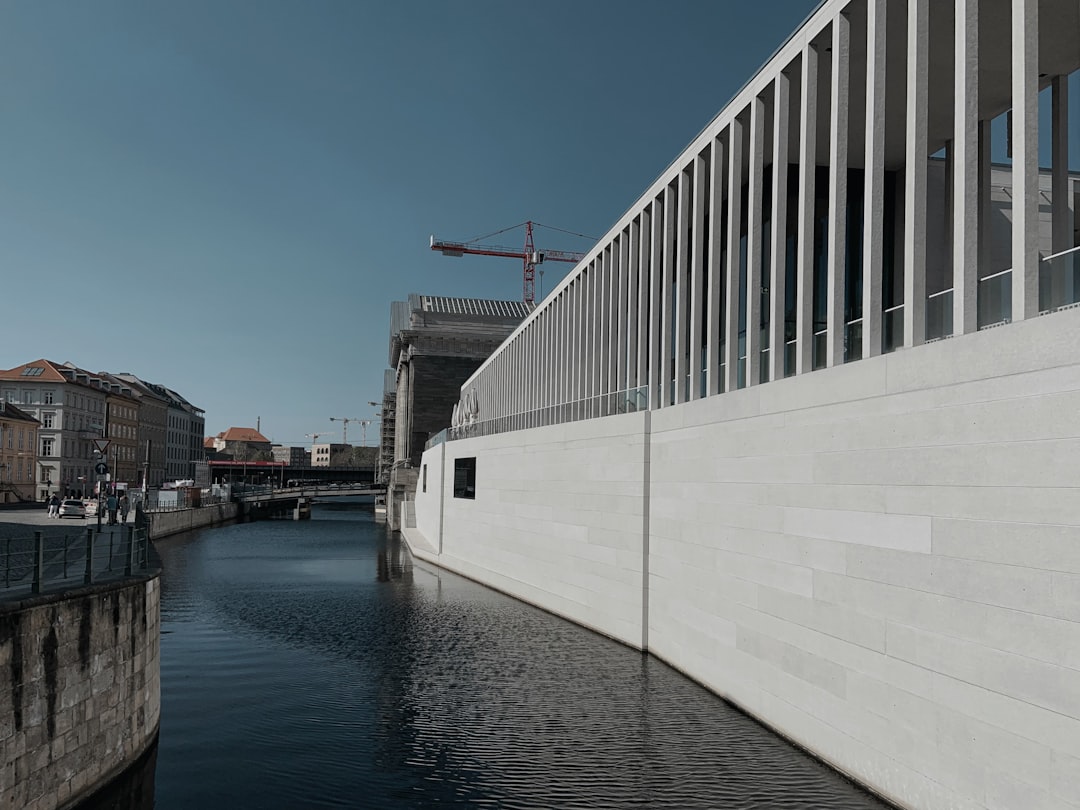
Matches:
[428,385,649,448]
[0,526,152,600]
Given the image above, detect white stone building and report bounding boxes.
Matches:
[409,3,1080,809]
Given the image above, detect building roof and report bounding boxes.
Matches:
[0,400,40,424]
[218,427,270,444]
[419,296,532,318]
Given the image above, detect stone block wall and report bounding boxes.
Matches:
[0,576,160,810]
[147,502,238,540]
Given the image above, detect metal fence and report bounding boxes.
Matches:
[427,386,649,449]
[0,525,152,599]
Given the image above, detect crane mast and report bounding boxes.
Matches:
[430,221,589,304]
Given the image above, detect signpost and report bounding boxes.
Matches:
[93,440,110,533]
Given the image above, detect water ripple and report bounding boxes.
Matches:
[85,503,894,810]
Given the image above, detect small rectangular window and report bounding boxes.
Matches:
[422,464,427,493]
[453,457,476,499]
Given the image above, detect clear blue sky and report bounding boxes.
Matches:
[0,0,818,447]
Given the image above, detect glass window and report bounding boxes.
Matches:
[453,457,476,499]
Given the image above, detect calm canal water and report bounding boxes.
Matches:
[83,499,893,809]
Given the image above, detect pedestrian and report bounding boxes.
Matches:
[106,492,119,525]
[47,493,59,518]
[119,494,129,524]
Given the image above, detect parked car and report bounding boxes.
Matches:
[83,499,99,516]
[58,499,87,519]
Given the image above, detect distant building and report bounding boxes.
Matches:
[0,359,110,500]
[0,401,39,503]
[208,427,272,460]
[272,445,308,466]
[377,369,395,484]
[383,294,531,527]
[310,443,348,467]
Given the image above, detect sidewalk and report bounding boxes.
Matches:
[0,506,134,539]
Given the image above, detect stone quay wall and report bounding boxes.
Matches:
[147,502,238,540]
[0,575,160,810]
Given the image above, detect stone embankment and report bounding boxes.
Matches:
[1,573,160,810]
[0,501,238,809]
[146,502,239,540]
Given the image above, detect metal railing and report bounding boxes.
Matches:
[1,525,152,599]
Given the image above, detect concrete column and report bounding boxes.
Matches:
[978,119,992,282]
[617,230,629,393]
[1052,75,1071,254]
[725,117,744,392]
[827,14,849,367]
[953,0,979,335]
[770,70,791,382]
[1012,0,1039,321]
[583,263,592,411]
[862,0,886,357]
[796,43,818,375]
[675,168,691,404]
[627,219,640,392]
[594,258,604,405]
[904,0,929,347]
[661,183,677,406]
[746,94,766,386]
[600,249,611,398]
[638,207,652,394]
[649,197,664,410]
[690,151,706,399]
[707,136,725,395]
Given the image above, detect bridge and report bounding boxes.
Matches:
[231,483,383,520]
[204,460,378,488]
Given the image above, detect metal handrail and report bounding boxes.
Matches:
[1,525,152,598]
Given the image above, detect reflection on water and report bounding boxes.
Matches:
[80,500,892,809]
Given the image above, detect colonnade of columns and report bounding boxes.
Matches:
[464,0,1078,431]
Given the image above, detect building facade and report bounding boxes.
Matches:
[384,294,532,527]
[410,3,1080,810]
[272,445,309,466]
[114,374,169,491]
[454,0,1079,426]
[0,360,112,500]
[0,402,39,503]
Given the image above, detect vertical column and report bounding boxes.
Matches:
[954,0,979,334]
[690,152,706,399]
[1012,0,1039,320]
[599,250,610,399]
[770,71,791,382]
[746,95,766,385]
[617,230,630,393]
[675,169,691,404]
[627,220,640,393]
[725,118,744,393]
[594,259,604,407]
[1052,75,1070,253]
[796,43,819,374]
[827,14,850,366]
[904,0,929,346]
[649,197,664,409]
[638,207,652,395]
[661,184,676,406]
[584,265,594,411]
[863,0,886,356]
[707,136,725,395]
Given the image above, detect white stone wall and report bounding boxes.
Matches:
[415,412,648,647]
[412,307,1080,810]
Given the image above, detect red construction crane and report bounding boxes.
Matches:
[429,221,592,304]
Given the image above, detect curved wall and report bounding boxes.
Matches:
[0,575,160,810]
